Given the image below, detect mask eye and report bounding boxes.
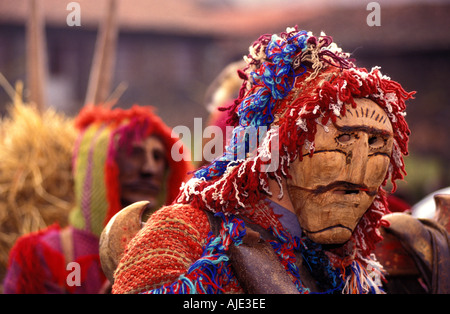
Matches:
[337,134,351,143]
[152,149,165,163]
[335,133,357,145]
[368,135,385,149]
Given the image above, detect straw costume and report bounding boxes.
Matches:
[3,105,192,293]
[112,27,415,294]
[0,99,76,291]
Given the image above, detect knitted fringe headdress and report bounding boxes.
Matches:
[177,27,415,293]
[69,105,192,237]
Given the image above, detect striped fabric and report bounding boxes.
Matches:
[70,123,111,237]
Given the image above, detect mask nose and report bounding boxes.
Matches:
[344,133,369,184]
[141,150,159,176]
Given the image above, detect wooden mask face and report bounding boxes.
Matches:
[287,98,394,244]
[116,135,167,209]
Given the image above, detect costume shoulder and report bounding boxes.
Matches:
[3,224,65,293]
[112,203,211,294]
[375,212,450,293]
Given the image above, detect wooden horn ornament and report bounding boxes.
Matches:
[99,201,150,284]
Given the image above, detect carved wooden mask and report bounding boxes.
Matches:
[287,98,394,244]
[116,135,167,210]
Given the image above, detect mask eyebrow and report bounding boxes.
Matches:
[334,125,393,137]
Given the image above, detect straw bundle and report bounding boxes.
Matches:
[0,83,77,283]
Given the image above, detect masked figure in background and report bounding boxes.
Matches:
[3,105,192,294]
[110,27,442,294]
[199,60,246,168]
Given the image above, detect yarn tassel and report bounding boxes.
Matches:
[341,258,385,294]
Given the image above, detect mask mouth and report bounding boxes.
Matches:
[121,181,161,197]
[319,181,366,194]
[290,181,378,197]
[333,189,360,195]
[304,224,353,234]
[330,183,379,197]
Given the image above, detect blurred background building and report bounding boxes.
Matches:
[0,0,449,204]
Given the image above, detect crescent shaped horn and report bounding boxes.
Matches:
[99,200,150,284]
